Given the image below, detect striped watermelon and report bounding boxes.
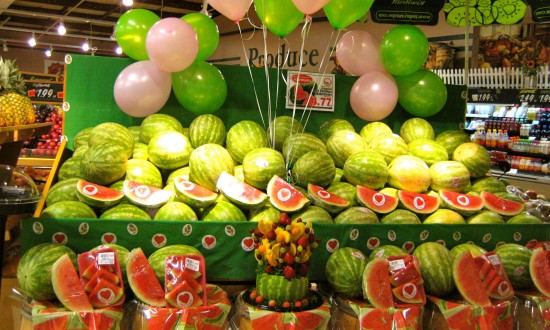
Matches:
[100,204,152,220]
[189,114,226,148]
[40,201,97,219]
[413,242,455,297]
[282,132,326,164]
[380,209,421,224]
[148,131,193,170]
[369,134,408,164]
[58,156,84,181]
[318,118,355,143]
[256,273,310,302]
[326,182,358,208]
[225,120,268,164]
[333,206,379,224]
[242,148,286,190]
[369,245,408,260]
[127,248,166,307]
[435,129,472,158]
[325,130,368,168]
[140,113,184,144]
[72,127,93,150]
[359,121,393,145]
[291,205,333,223]
[343,150,388,190]
[387,155,431,192]
[132,142,149,160]
[148,245,202,285]
[45,177,80,206]
[76,179,124,209]
[167,167,190,184]
[125,159,163,188]
[17,243,78,301]
[216,171,268,209]
[270,115,304,151]
[407,139,449,166]
[470,176,507,193]
[201,200,247,221]
[399,118,435,143]
[128,125,142,142]
[81,143,128,186]
[429,161,471,192]
[449,243,487,260]
[153,201,198,220]
[248,205,281,222]
[189,143,235,192]
[326,247,368,298]
[452,142,491,178]
[88,122,135,159]
[72,144,89,158]
[173,177,218,209]
[494,243,533,289]
[291,150,336,189]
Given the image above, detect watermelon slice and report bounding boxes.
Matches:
[173,176,218,209]
[308,183,350,214]
[123,179,173,208]
[216,171,268,209]
[126,248,166,307]
[397,190,439,214]
[88,278,124,308]
[452,251,492,307]
[474,252,514,300]
[83,267,120,293]
[362,258,395,309]
[392,278,426,305]
[529,246,550,297]
[76,179,124,209]
[480,191,525,216]
[356,185,398,214]
[165,281,204,308]
[81,262,115,280]
[51,253,94,312]
[389,258,422,287]
[266,175,310,212]
[166,268,203,293]
[439,190,483,216]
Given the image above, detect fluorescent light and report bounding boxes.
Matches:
[82,39,89,51]
[115,46,123,55]
[57,22,66,36]
[122,0,133,6]
[28,34,36,47]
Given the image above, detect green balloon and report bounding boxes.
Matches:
[395,69,448,118]
[182,13,219,61]
[380,25,429,76]
[115,9,160,61]
[323,0,374,30]
[254,0,304,38]
[172,61,228,115]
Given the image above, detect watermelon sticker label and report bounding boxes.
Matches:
[389,259,406,272]
[202,235,216,249]
[182,224,193,236]
[101,233,117,245]
[52,232,67,245]
[402,241,415,253]
[127,223,138,235]
[482,233,492,243]
[152,234,166,248]
[401,283,418,300]
[97,252,115,266]
[32,221,43,234]
[241,237,255,251]
[79,222,89,235]
[177,291,194,308]
[286,71,335,112]
[326,238,339,252]
[367,237,380,250]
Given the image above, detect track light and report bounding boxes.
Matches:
[28,33,36,47]
[2,41,7,52]
[45,45,53,57]
[122,0,133,6]
[57,22,66,36]
[82,39,89,51]
[115,46,123,55]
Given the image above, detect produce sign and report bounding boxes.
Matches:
[468,88,550,106]
[370,0,445,25]
[526,0,550,22]
[30,301,123,330]
[25,81,64,104]
[285,71,335,112]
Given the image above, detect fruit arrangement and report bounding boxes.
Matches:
[0,57,35,127]
[20,104,64,157]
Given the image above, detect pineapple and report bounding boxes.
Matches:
[0,57,35,127]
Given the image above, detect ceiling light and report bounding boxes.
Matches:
[122,0,133,6]
[82,39,89,51]
[57,22,66,36]
[28,33,36,47]
[2,41,7,52]
[115,46,123,55]
[45,45,53,57]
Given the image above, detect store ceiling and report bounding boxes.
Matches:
[0,0,212,55]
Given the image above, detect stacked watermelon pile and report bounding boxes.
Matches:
[38,113,545,224]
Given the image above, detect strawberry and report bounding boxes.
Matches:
[283,265,296,279]
[284,252,295,265]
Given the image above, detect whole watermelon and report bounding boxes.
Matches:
[413,242,455,297]
[148,245,202,285]
[189,114,226,148]
[88,122,135,159]
[494,243,534,289]
[225,120,268,164]
[452,142,491,178]
[81,143,128,186]
[17,243,77,301]
[189,143,234,192]
[326,247,368,298]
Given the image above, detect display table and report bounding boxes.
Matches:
[21,218,550,281]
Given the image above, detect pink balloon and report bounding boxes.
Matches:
[350,71,398,121]
[336,30,386,76]
[114,60,172,117]
[208,0,252,22]
[146,18,198,73]
[291,0,330,15]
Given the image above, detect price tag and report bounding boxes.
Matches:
[97,252,116,266]
[185,257,201,272]
[389,258,406,272]
[24,81,64,104]
[286,71,335,112]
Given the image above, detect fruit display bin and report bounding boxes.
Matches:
[513,290,550,330]
[20,218,550,282]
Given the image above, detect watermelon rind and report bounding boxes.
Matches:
[452,142,491,179]
[123,180,173,209]
[326,182,358,208]
[470,176,507,193]
[125,159,163,188]
[100,204,152,220]
[249,205,282,222]
[423,209,466,224]
[369,134,408,164]
[356,185,398,214]
[408,139,449,167]
[397,190,440,215]
[139,113,184,144]
[148,245,202,286]
[269,115,304,151]
[291,150,336,189]
[380,209,421,224]
[343,150,388,190]
[58,156,85,182]
[52,253,94,311]
[189,114,226,148]
[80,143,128,186]
[495,243,533,289]
[362,258,394,309]
[282,132,326,164]
[173,176,218,209]
[189,143,235,192]
[266,175,310,213]
[225,120,269,164]
[334,207,379,224]
[439,190,483,216]
[307,183,350,214]
[369,245,408,261]
[242,148,287,190]
[399,117,435,143]
[506,213,543,224]
[256,273,310,302]
[318,118,355,143]
[201,200,248,222]
[153,201,198,221]
[529,247,550,297]
[449,243,487,260]
[435,129,471,158]
[76,180,124,209]
[326,247,368,299]
[216,171,268,209]
[291,205,333,223]
[40,201,97,219]
[325,130,368,168]
[88,122,134,159]
[17,243,78,301]
[452,251,492,307]
[466,210,505,224]
[127,248,166,307]
[480,191,525,216]
[413,242,455,297]
[45,177,80,206]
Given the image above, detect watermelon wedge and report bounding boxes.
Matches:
[216,171,268,209]
[266,175,310,212]
[452,251,492,307]
[392,278,425,304]
[173,176,218,209]
[439,190,483,216]
[397,190,439,214]
[474,252,515,300]
[530,246,550,297]
[362,258,394,309]
[83,267,120,293]
[165,281,204,308]
[123,180,173,208]
[308,183,350,214]
[480,191,525,216]
[51,253,94,312]
[356,185,398,214]
[126,248,166,307]
[76,179,124,209]
[88,278,124,308]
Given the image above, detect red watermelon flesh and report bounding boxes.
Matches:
[480,191,525,216]
[83,267,120,293]
[51,253,94,312]
[266,175,310,212]
[123,179,173,208]
[356,185,398,214]
[475,252,514,300]
[397,190,439,214]
[79,312,117,330]
[439,190,483,214]
[529,247,550,297]
[166,268,203,293]
[362,258,395,309]
[452,251,492,307]
[126,248,166,307]
[165,255,207,305]
[77,179,124,201]
[88,278,124,308]
[81,262,115,280]
[165,281,204,308]
[389,259,422,287]
[392,278,426,305]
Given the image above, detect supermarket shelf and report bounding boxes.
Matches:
[466,113,491,118]
[490,169,550,184]
[17,157,55,167]
[485,147,550,161]
[0,123,53,145]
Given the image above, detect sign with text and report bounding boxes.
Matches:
[370,0,445,25]
[285,71,335,112]
[25,81,64,104]
[526,0,550,22]
[468,88,550,105]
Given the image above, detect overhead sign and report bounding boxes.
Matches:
[286,71,335,112]
[526,0,550,22]
[25,81,64,104]
[370,0,445,25]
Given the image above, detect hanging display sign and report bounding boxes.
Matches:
[370,0,445,26]
[285,71,335,112]
[468,88,550,105]
[25,81,64,104]
[443,0,527,26]
[526,0,550,22]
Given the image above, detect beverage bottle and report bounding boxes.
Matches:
[492,129,498,148]
[497,129,503,148]
[502,130,509,149]
[485,129,493,147]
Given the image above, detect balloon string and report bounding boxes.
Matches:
[201,0,208,15]
[238,21,266,128]
[261,24,273,137]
